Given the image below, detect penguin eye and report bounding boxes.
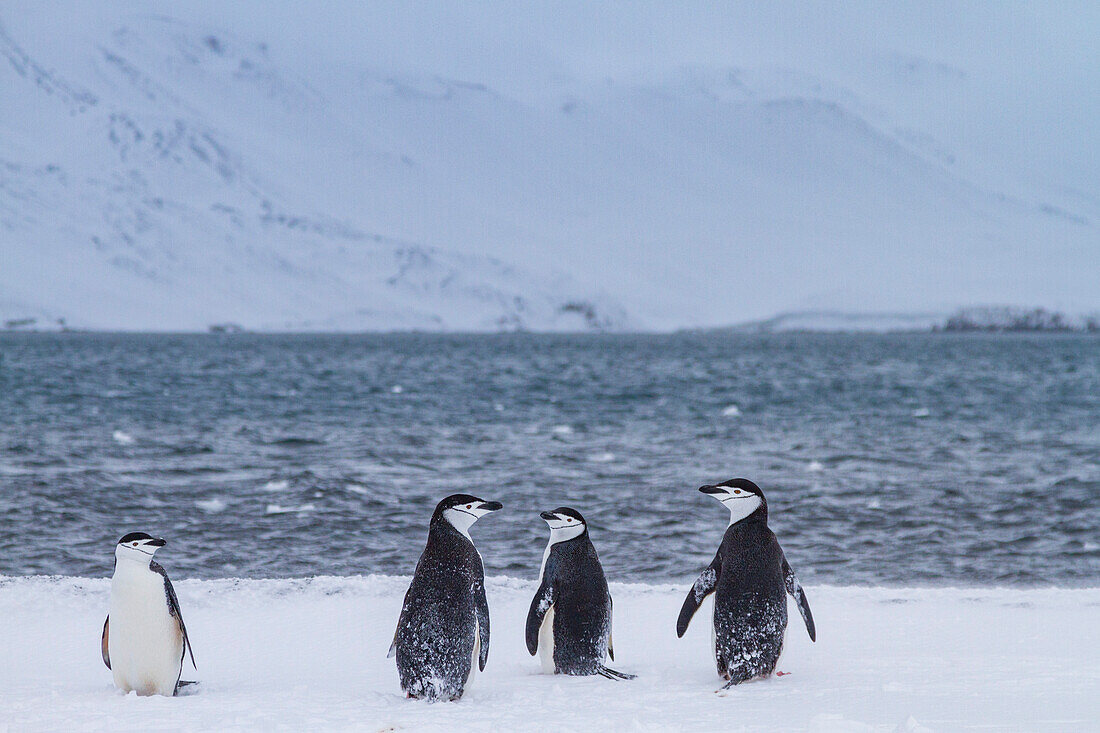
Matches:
[733,489,742,495]
[466,504,472,510]
[132,542,139,546]
[566,518,572,522]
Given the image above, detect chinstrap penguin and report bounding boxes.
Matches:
[676,479,815,687]
[389,494,503,701]
[102,532,196,696]
[526,507,635,680]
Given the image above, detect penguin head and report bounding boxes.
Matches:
[115,532,167,564]
[539,506,587,544]
[699,478,767,524]
[434,494,503,536]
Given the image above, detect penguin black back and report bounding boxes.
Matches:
[390,494,503,701]
[676,479,815,687]
[526,508,635,680]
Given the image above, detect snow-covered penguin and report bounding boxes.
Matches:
[389,494,503,701]
[525,507,634,680]
[102,532,196,696]
[676,479,815,687]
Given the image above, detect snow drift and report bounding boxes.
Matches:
[0,575,1096,730]
[1,2,1098,331]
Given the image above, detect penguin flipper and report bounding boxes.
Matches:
[473,573,490,671]
[389,586,413,658]
[607,594,614,661]
[525,580,554,656]
[782,554,816,642]
[152,561,196,669]
[101,615,111,669]
[677,557,720,638]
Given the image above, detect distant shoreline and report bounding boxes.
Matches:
[3,305,1098,336]
[2,328,1097,337]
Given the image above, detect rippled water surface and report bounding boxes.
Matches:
[1,333,1097,586]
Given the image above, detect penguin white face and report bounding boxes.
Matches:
[540,507,587,544]
[699,479,765,525]
[438,494,504,537]
[115,532,166,564]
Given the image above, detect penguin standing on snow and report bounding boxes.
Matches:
[102,532,196,696]
[525,507,635,680]
[676,479,815,687]
[389,494,503,701]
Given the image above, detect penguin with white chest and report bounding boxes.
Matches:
[389,494,503,701]
[525,507,635,680]
[101,532,196,696]
[676,479,815,687]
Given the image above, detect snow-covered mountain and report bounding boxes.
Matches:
[1,2,1097,331]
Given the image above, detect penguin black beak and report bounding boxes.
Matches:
[147,538,167,547]
[539,510,557,521]
[481,501,503,512]
[699,485,724,495]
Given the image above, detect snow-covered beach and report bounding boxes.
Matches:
[1,575,1095,731]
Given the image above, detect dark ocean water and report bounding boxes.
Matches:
[0,333,1097,587]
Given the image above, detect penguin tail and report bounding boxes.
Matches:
[717,669,760,691]
[174,680,200,696]
[596,665,636,681]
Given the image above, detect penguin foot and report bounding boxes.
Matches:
[776,671,791,677]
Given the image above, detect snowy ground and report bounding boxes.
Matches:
[0,575,1096,731]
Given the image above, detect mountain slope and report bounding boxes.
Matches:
[1,3,1097,330]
